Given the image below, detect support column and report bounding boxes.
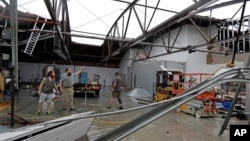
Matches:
[247,16,250,114]
[10,0,18,127]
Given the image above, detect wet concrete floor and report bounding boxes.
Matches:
[0,85,248,141]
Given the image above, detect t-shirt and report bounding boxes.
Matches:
[41,77,55,94]
[60,73,74,87]
[114,76,122,92]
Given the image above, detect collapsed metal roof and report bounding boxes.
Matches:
[0,0,249,67]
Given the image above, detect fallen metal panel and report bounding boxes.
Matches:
[95,68,250,141]
[0,112,94,141]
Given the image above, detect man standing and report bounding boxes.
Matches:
[36,70,59,115]
[60,66,85,111]
[106,72,123,109]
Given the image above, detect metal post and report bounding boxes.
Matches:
[10,0,19,89]
[245,54,250,124]
[84,91,87,106]
[10,0,18,128]
[219,82,243,135]
[247,76,250,125]
[231,0,247,64]
[10,77,15,127]
[246,16,250,125]
[84,83,88,106]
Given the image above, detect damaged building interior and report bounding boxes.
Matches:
[0,0,250,141]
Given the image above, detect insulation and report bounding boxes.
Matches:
[125,87,151,97]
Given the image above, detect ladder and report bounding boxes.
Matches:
[24,16,47,55]
[19,33,54,46]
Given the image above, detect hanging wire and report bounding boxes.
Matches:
[75,0,111,28]
[19,0,39,6]
[71,8,123,30]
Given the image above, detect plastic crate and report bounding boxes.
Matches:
[222,101,232,110]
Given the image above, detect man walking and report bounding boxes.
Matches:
[60,66,85,111]
[106,72,123,109]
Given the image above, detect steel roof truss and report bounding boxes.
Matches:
[189,17,209,43]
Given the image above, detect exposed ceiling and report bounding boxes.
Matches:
[0,0,249,67]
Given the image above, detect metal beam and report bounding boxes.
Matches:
[101,0,139,62]
[123,8,132,39]
[133,7,145,34]
[106,0,139,38]
[44,0,71,61]
[231,0,247,64]
[0,15,55,24]
[112,0,178,14]
[199,0,250,13]
[62,0,71,47]
[177,0,219,23]
[109,0,215,58]
[146,0,160,31]
[170,26,182,52]
[0,0,9,6]
[133,33,250,62]
[95,68,250,140]
[9,0,18,127]
[189,17,209,43]
[144,0,147,32]
[104,0,215,62]
[105,0,250,63]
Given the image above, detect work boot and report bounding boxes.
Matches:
[106,106,111,109]
[118,106,123,110]
[35,111,41,115]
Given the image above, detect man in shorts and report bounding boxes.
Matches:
[36,70,59,115]
[106,72,123,109]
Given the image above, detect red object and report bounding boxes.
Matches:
[195,91,215,101]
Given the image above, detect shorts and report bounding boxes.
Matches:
[112,91,121,99]
[38,93,54,104]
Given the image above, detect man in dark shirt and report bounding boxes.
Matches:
[106,72,123,109]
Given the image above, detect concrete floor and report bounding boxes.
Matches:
[0,85,248,141]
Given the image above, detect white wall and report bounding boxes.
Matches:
[127,60,185,94]
[19,62,118,86]
[119,25,189,74]
[185,24,212,73]
[119,24,248,91]
[150,25,188,62]
[119,49,133,74]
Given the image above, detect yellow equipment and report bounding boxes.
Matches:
[154,87,173,102]
[153,71,183,102]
